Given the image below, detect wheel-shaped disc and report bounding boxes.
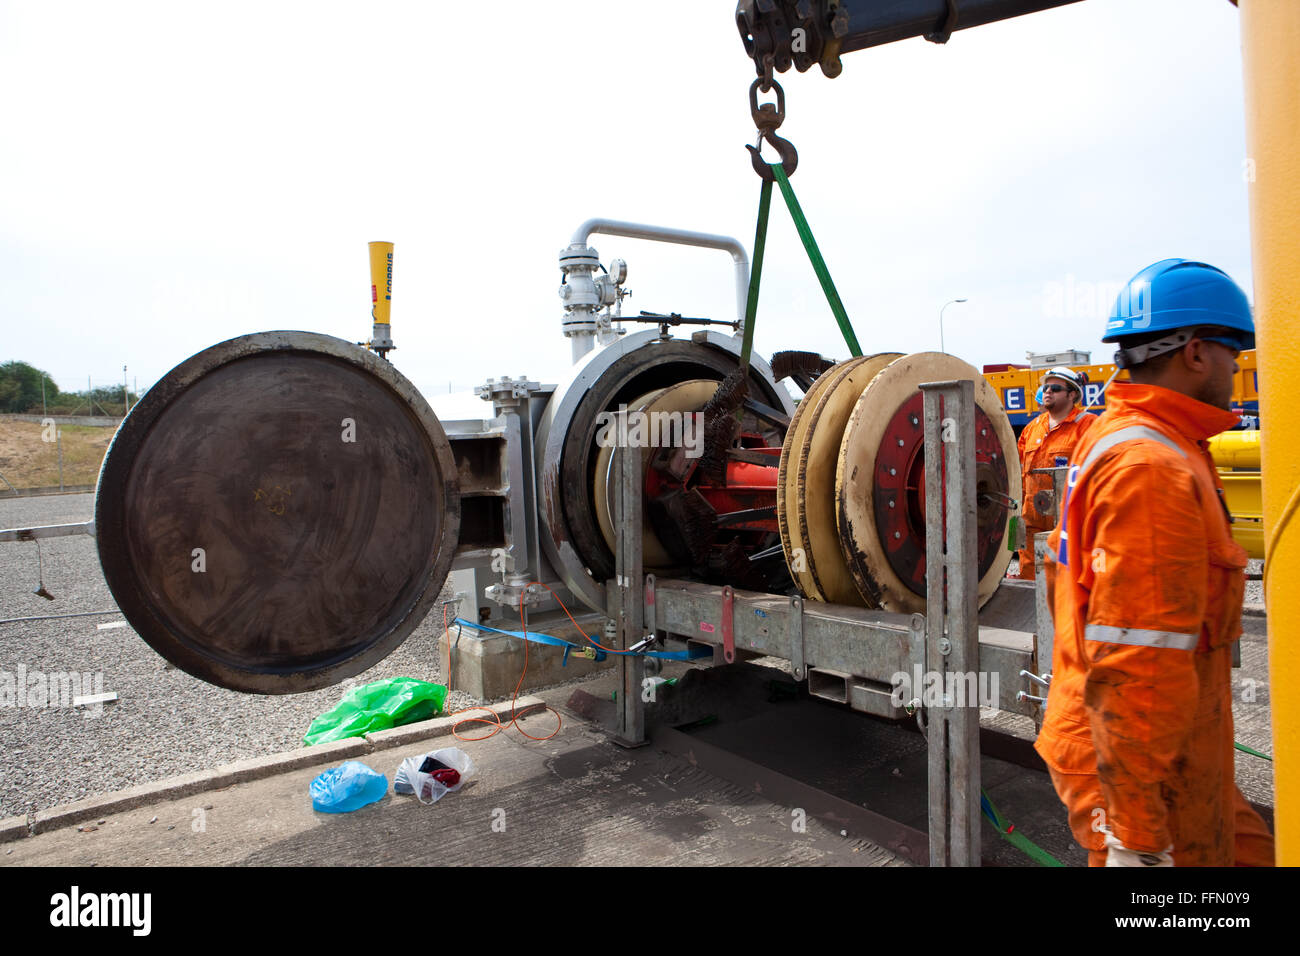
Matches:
[776,360,843,598]
[835,352,1019,613]
[782,354,902,603]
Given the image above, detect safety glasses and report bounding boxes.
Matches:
[1195,328,1248,353]
[1042,384,1069,394]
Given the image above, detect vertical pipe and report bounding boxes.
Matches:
[1239,0,1300,865]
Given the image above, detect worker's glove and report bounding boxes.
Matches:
[1103,829,1173,867]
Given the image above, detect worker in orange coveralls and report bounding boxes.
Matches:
[1036,259,1273,866]
[1014,367,1096,579]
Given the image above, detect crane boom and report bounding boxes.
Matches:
[737,0,1086,79]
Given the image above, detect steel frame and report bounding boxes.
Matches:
[605,379,1041,866]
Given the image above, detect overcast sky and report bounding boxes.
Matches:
[0,0,1252,408]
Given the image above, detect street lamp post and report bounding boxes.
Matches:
[939,298,968,353]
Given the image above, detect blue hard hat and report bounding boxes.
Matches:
[1103,259,1255,349]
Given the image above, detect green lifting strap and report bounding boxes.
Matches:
[980,788,1065,867]
[770,162,863,357]
[1235,741,1273,761]
[740,178,772,369]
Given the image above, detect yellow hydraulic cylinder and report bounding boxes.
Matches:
[367,241,395,357]
[1239,0,1300,864]
[369,241,394,325]
[1210,433,1264,556]
[1209,430,1262,471]
[1220,472,1265,559]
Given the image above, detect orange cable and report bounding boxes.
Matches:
[520,580,638,655]
[447,585,562,743]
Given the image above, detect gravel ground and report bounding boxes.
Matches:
[1245,557,1264,607]
[0,493,492,820]
[0,493,1278,822]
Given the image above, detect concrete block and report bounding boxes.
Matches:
[439,611,614,700]
[0,814,30,844]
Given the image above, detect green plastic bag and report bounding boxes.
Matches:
[304,677,448,746]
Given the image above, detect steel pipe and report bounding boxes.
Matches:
[569,219,751,330]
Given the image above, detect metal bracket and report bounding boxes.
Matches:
[1017,669,1050,710]
[789,595,805,679]
[721,585,736,663]
[925,0,960,44]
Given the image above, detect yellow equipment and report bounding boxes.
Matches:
[1211,431,1264,560]
[984,349,1259,432]
[367,241,396,358]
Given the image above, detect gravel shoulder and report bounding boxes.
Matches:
[0,493,491,819]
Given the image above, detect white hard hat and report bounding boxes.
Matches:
[1040,366,1086,395]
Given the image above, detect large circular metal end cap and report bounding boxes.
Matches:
[778,354,902,603]
[835,352,1019,614]
[94,331,460,694]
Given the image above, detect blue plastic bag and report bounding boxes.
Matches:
[310,761,388,813]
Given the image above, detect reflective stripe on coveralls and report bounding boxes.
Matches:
[1082,624,1199,650]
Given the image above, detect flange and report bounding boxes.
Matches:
[94,331,460,693]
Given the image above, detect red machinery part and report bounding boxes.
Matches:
[870,392,1011,596]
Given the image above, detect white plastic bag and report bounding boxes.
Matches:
[393,747,476,804]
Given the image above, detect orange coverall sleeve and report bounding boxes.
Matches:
[1077,457,1207,852]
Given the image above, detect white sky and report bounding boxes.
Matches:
[0,0,1252,405]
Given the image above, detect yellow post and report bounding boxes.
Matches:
[368,241,395,357]
[1239,0,1300,864]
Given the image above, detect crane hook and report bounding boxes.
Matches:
[747,129,799,181]
[745,78,798,180]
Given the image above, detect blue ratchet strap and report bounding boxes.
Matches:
[453,618,601,663]
[452,619,711,665]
